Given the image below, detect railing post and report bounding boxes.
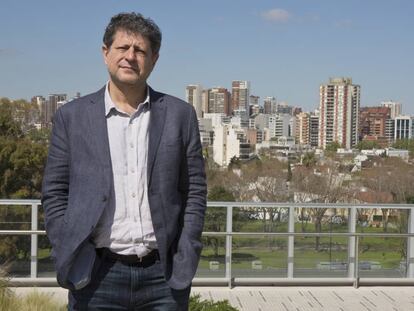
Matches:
[354,236,359,288]
[287,206,295,278]
[407,207,414,278]
[348,206,357,279]
[225,205,233,288]
[30,203,38,278]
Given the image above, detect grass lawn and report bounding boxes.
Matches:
[199,220,406,270]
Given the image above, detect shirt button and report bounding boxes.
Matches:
[131,168,135,173]
[130,142,134,148]
[132,193,136,198]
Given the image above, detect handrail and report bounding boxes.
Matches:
[2,230,412,238]
[1,199,414,209]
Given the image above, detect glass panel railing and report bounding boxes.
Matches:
[1,201,413,284]
[294,236,348,277]
[293,208,349,277]
[37,235,55,277]
[232,236,287,277]
[356,208,408,234]
[0,235,31,277]
[0,204,31,231]
[234,206,289,233]
[196,236,226,278]
[358,237,406,278]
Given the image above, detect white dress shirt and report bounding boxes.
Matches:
[92,83,157,256]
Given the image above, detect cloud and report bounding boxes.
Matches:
[261,9,291,23]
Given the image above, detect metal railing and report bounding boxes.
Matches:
[1,200,414,287]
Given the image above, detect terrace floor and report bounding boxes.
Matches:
[12,286,414,311]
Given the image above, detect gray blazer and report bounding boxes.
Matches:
[42,86,207,290]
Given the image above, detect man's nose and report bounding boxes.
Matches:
[125,47,135,61]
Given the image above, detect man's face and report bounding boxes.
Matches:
[102,30,159,87]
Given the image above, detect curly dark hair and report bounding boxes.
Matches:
[103,12,162,54]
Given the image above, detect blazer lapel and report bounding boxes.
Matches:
[147,87,166,186]
[86,87,112,169]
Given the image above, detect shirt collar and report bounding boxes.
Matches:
[104,82,151,117]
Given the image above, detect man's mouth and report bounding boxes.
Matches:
[120,66,138,72]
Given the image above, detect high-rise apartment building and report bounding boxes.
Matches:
[249,95,259,106]
[213,125,251,166]
[254,114,270,131]
[269,114,290,139]
[276,102,293,115]
[385,119,395,144]
[186,84,203,118]
[263,96,276,114]
[318,77,360,149]
[295,112,310,145]
[381,101,402,119]
[231,80,250,113]
[394,115,413,140]
[201,90,209,115]
[45,94,67,127]
[359,107,391,140]
[309,112,319,147]
[207,87,231,115]
[249,95,260,116]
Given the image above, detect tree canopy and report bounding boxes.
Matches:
[0,98,48,199]
[0,98,49,263]
[356,140,381,151]
[393,139,414,158]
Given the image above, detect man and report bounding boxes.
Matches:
[42,12,207,310]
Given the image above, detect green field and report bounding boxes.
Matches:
[199,220,406,271]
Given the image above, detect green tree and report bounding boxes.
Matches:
[27,127,51,144]
[0,99,23,138]
[0,97,40,134]
[0,98,49,263]
[228,158,290,236]
[302,152,317,168]
[393,139,414,157]
[325,141,341,153]
[356,140,380,151]
[292,163,351,250]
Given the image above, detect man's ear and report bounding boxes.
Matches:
[102,45,109,65]
[152,53,159,67]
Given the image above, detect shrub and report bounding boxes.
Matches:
[189,294,239,311]
[0,267,65,311]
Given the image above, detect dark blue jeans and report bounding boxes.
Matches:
[68,254,190,310]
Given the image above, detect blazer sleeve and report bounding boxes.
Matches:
[172,106,207,286]
[41,108,70,250]
[181,107,207,235]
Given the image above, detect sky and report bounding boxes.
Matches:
[1,0,413,113]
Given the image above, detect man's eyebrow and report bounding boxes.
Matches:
[116,42,146,50]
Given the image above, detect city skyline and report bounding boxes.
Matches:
[0,0,413,113]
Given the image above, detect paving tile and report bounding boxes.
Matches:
[11,286,414,310]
